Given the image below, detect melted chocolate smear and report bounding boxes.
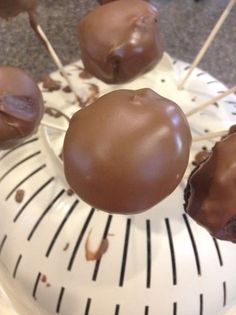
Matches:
[41,275,47,283]
[78,66,93,79]
[45,106,70,122]
[63,243,70,251]
[192,150,210,166]
[15,189,25,203]
[85,230,109,261]
[73,83,100,108]
[67,189,74,196]
[46,283,51,287]
[0,95,35,120]
[42,76,61,92]
[63,85,72,93]
[59,151,63,161]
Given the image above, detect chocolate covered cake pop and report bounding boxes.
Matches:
[0,0,37,18]
[63,88,191,214]
[0,66,44,149]
[77,0,164,84]
[184,132,236,242]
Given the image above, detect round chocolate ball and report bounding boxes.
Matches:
[63,88,191,214]
[77,0,164,84]
[184,132,236,242]
[0,66,44,149]
[0,0,37,18]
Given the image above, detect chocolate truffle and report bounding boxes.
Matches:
[0,66,44,149]
[184,132,236,242]
[63,88,191,214]
[0,0,37,18]
[77,0,164,84]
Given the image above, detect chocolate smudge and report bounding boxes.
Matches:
[85,230,109,261]
[15,189,25,203]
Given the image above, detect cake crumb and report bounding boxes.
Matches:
[15,189,25,203]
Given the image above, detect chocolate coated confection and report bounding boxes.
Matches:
[63,88,191,214]
[77,0,164,84]
[184,133,236,242]
[0,66,44,149]
[0,0,37,18]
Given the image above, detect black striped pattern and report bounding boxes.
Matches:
[13,254,22,279]
[165,218,177,285]
[0,151,41,183]
[33,272,41,300]
[212,237,223,266]
[92,214,113,281]
[146,220,151,288]
[28,189,65,241]
[5,164,46,201]
[0,138,39,161]
[13,177,54,222]
[223,281,227,307]
[56,287,65,313]
[119,218,131,287]
[84,298,91,315]
[67,208,95,271]
[182,214,201,276]
[0,235,7,254]
[46,199,79,258]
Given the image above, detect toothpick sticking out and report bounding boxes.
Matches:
[178,0,235,90]
[28,12,80,104]
[193,130,228,142]
[41,120,67,132]
[186,85,236,117]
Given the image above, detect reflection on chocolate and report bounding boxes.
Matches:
[0,0,37,18]
[63,88,191,214]
[185,133,236,242]
[77,0,164,83]
[0,66,44,150]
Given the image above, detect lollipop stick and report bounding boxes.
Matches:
[178,0,235,90]
[28,12,80,103]
[186,85,236,117]
[41,120,67,132]
[193,130,228,142]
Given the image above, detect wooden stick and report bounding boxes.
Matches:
[193,130,228,142]
[28,12,80,103]
[186,85,236,117]
[178,0,236,90]
[41,120,67,132]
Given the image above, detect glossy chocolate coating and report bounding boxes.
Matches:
[185,133,236,242]
[77,0,164,84]
[0,0,37,18]
[63,88,191,214]
[0,66,44,149]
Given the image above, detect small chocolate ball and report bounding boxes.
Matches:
[0,66,44,149]
[63,88,191,214]
[0,0,37,18]
[77,0,164,84]
[184,133,236,242]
